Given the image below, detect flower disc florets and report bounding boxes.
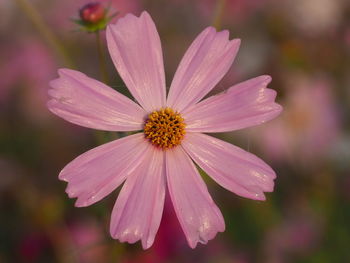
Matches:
[144,108,186,149]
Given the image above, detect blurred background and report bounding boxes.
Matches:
[1,0,350,262]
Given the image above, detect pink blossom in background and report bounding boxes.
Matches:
[277,0,345,36]
[48,11,282,249]
[263,208,323,262]
[255,74,340,164]
[68,220,108,263]
[0,39,56,121]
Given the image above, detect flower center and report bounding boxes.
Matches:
[144,107,186,149]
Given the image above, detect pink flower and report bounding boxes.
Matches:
[68,220,108,262]
[256,74,339,164]
[1,39,56,121]
[263,205,323,262]
[48,11,282,249]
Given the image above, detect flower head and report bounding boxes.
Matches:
[48,11,282,249]
[73,2,117,33]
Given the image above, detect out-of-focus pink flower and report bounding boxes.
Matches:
[279,0,344,36]
[256,74,340,163]
[0,39,56,121]
[264,209,322,262]
[68,220,108,263]
[48,11,282,249]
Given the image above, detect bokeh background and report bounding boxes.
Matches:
[1,0,350,262]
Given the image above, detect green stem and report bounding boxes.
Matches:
[14,0,75,68]
[94,31,112,145]
[212,0,226,30]
[95,31,110,84]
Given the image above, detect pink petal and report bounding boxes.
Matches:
[106,11,166,112]
[110,147,165,249]
[48,69,146,131]
[182,133,276,201]
[60,133,150,207]
[165,146,225,248]
[182,76,282,132]
[167,27,240,112]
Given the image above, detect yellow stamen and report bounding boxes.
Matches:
[144,107,186,150]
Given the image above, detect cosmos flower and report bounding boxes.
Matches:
[280,0,344,36]
[1,39,55,121]
[256,74,339,164]
[48,11,282,249]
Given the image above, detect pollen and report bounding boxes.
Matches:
[144,107,186,150]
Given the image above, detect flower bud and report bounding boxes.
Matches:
[73,2,117,33]
[79,2,105,24]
